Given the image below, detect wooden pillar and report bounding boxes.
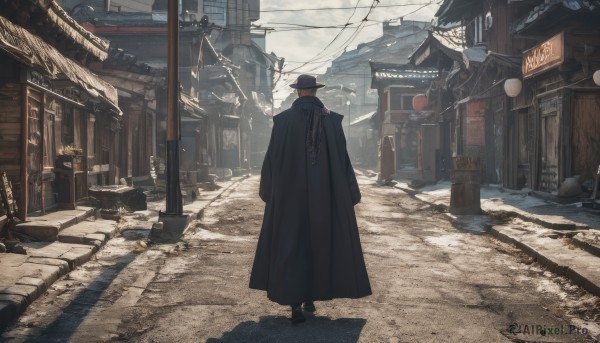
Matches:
[19,84,28,221]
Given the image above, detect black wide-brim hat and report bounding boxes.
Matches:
[290,74,325,89]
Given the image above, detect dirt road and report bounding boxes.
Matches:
[3,175,600,342]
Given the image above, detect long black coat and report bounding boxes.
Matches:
[249,95,372,305]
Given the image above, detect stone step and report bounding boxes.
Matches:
[58,219,119,247]
[491,225,600,298]
[12,207,95,241]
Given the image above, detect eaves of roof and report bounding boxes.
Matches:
[350,111,375,126]
[180,93,207,119]
[435,0,482,25]
[321,85,356,94]
[0,15,119,112]
[483,52,521,70]
[370,62,439,88]
[48,1,109,60]
[513,0,600,34]
[103,47,159,76]
[410,29,464,66]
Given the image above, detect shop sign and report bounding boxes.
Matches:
[522,32,564,78]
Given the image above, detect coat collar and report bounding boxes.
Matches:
[292,96,324,108]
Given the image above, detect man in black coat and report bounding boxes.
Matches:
[249,74,372,323]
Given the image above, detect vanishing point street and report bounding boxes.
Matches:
[2,174,600,342]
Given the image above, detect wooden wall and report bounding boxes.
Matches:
[0,84,23,212]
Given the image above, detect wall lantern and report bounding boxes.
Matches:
[593,70,600,86]
[504,78,522,97]
[412,93,428,111]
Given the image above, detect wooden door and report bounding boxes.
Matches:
[538,96,560,193]
[572,93,600,183]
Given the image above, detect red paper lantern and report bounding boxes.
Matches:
[412,94,428,111]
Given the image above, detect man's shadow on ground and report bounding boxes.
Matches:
[206,315,366,342]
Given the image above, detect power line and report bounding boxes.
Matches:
[260,3,436,13]
[273,0,365,88]
[273,21,432,96]
[286,0,372,73]
[277,1,434,74]
[286,0,380,75]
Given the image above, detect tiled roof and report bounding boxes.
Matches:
[0,15,119,111]
[46,1,109,60]
[435,0,482,25]
[410,27,464,66]
[513,0,600,34]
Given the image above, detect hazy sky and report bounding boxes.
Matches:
[255,0,441,104]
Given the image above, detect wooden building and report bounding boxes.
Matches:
[414,0,600,195]
[409,28,464,181]
[63,1,252,180]
[0,1,120,218]
[99,47,162,181]
[512,1,600,194]
[370,62,439,182]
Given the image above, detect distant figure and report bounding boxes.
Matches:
[249,74,372,323]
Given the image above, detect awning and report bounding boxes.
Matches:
[370,62,438,88]
[462,46,487,69]
[200,64,247,102]
[350,111,375,126]
[0,15,119,113]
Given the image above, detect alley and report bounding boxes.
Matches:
[2,174,600,342]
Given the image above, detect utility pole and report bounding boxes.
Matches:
[165,0,181,215]
[153,0,189,241]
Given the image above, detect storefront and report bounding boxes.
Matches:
[520,31,600,193]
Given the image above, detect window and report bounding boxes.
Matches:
[382,90,388,112]
[402,96,414,110]
[182,0,198,12]
[87,114,95,159]
[475,15,483,44]
[204,0,227,26]
[467,15,484,46]
[152,0,167,11]
[43,97,56,168]
[389,88,416,111]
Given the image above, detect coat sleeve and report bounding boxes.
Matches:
[259,127,274,202]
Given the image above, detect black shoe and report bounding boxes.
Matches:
[303,301,316,313]
[291,304,305,323]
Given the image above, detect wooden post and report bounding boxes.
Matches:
[20,84,28,221]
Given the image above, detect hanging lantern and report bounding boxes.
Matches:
[593,70,600,86]
[412,93,428,111]
[504,78,522,97]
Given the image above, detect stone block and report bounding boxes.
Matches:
[13,223,60,241]
[1,284,39,304]
[0,294,26,329]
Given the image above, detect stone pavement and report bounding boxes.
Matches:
[0,176,246,330]
[397,180,600,300]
